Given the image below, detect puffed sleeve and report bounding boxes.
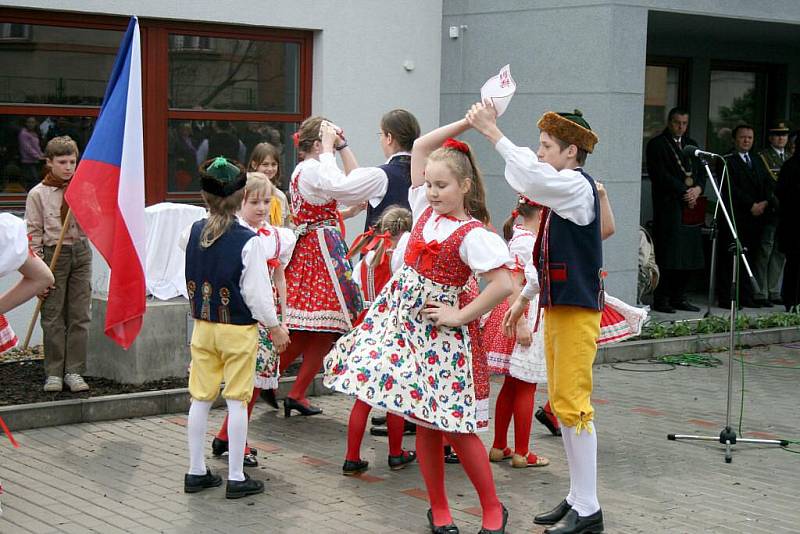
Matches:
[408,185,429,223]
[391,232,410,273]
[459,227,512,274]
[275,227,297,266]
[508,232,535,269]
[0,213,29,277]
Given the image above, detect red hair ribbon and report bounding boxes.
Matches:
[442,137,469,154]
[520,195,543,208]
[346,227,375,259]
[407,239,441,271]
[364,231,392,253]
[292,131,300,148]
[511,209,520,219]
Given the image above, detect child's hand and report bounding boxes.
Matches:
[515,317,532,346]
[319,121,339,153]
[596,181,607,197]
[466,101,498,136]
[38,284,54,300]
[269,325,291,353]
[421,301,464,327]
[502,295,529,337]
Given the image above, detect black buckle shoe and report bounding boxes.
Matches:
[226,473,265,499]
[184,468,223,493]
[478,505,508,533]
[371,414,387,425]
[243,453,258,468]
[388,450,417,470]
[260,388,279,409]
[544,508,603,534]
[534,499,572,525]
[342,459,369,476]
[443,448,460,464]
[427,508,459,534]
[211,437,228,457]
[284,397,323,417]
[671,300,701,312]
[535,406,561,436]
[370,419,417,437]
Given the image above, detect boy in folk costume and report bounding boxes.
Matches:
[468,104,605,534]
[182,157,289,499]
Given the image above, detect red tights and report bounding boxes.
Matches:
[345,399,404,461]
[492,376,537,456]
[279,330,338,405]
[416,426,503,530]
[216,386,261,453]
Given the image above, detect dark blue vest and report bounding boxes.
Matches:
[540,170,604,310]
[185,220,258,325]
[364,154,412,230]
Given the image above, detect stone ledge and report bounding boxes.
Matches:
[1,373,332,432]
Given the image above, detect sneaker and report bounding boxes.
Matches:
[43,376,63,392]
[64,373,89,392]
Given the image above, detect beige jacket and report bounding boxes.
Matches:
[24,182,86,257]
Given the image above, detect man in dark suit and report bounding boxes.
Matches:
[716,124,776,308]
[776,131,800,311]
[646,107,706,313]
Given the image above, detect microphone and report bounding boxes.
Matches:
[682,145,720,159]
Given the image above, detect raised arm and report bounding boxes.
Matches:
[411,118,471,187]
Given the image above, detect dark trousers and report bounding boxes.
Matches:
[654,269,689,305]
[782,252,800,312]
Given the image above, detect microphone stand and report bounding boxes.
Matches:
[667,154,788,463]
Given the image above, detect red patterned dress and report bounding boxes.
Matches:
[284,161,362,333]
[324,205,509,433]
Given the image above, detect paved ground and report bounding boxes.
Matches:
[1,342,799,533]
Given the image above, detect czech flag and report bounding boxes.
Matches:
[65,17,146,349]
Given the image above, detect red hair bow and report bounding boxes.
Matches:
[292,131,300,148]
[442,138,469,154]
[408,239,441,271]
[520,195,543,208]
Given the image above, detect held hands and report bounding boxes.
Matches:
[269,325,291,353]
[319,120,340,153]
[339,202,367,220]
[421,300,464,327]
[38,284,55,300]
[750,200,768,217]
[465,100,499,137]
[683,185,701,206]
[502,295,529,337]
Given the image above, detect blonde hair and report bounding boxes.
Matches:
[427,143,490,224]
[248,142,282,187]
[199,189,244,248]
[45,136,79,159]
[244,172,274,200]
[295,116,328,155]
[371,206,413,267]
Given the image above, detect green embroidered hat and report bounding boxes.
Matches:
[199,156,246,197]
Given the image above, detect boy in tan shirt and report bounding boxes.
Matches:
[25,136,92,393]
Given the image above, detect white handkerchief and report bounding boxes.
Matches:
[480,64,516,117]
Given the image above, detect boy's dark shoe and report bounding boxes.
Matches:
[371,414,387,426]
[543,508,604,534]
[184,468,223,493]
[226,473,265,499]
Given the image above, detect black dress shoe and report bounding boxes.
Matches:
[388,450,417,470]
[535,406,561,436]
[243,453,258,468]
[443,449,460,464]
[544,508,603,534]
[478,505,508,533]
[370,420,417,437]
[260,388,279,409]
[371,414,387,425]
[652,301,676,313]
[211,437,228,457]
[226,473,265,499]
[534,499,572,525]
[342,459,369,476]
[427,508,459,534]
[184,468,223,493]
[284,397,322,417]
[671,300,700,312]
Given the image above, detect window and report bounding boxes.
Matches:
[641,59,688,172]
[0,8,312,207]
[707,68,767,156]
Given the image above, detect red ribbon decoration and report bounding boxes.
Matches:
[346,227,375,260]
[434,213,466,224]
[408,239,442,271]
[442,137,469,154]
[267,257,281,270]
[364,231,392,253]
[511,208,519,219]
[257,227,272,237]
[292,131,300,148]
[520,195,543,208]
[0,416,19,448]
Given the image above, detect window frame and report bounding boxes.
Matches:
[0,8,313,208]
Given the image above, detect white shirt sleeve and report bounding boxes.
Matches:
[240,236,279,328]
[494,136,596,226]
[391,232,410,273]
[0,213,30,278]
[459,228,512,274]
[275,227,297,266]
[408,185,429,223]
[521,261,541,300]
[303,153,389,206]
[508,232,535,269]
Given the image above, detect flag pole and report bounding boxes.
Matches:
[22,208,73,350]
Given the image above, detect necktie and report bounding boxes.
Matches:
[744,153,752,168]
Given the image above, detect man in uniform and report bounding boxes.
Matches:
[646,107,705,313]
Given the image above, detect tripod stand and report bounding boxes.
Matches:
[667,154,788,463]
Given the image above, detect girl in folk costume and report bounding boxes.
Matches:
[247,143,291,227]
[182,157,289,499]
[211,173,296,468]
[325,118,514,534]
[341,206,417,476]
[279,117,390,416]
[482,196,552,468]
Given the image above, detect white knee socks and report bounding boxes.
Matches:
[187,399,212,475]
[563,421,600,517]
[226,399,248,482]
